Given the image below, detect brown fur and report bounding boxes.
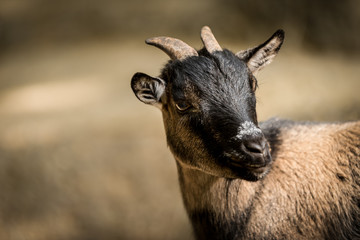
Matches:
[178,119,360,239]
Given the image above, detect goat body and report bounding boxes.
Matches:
[131,26,360,239]
[179,118,360,239]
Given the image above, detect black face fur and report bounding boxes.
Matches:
[159,49,270,180]
[131,29,284,181]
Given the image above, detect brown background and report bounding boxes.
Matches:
[0,0,359,239]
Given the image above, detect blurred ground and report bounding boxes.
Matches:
[0,1,359,240]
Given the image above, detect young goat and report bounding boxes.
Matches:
[131,26,360,240]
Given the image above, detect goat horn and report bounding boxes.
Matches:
[145,37,198,61]
[201,26,222,53]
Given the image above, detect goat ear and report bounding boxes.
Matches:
[236,30,284,74]
[131,72,166,107]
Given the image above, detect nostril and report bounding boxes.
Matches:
[242,141,264,155]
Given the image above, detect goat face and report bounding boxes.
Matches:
[131,27,284,181]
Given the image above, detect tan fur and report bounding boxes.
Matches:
[250,121,360,238]
[178,120,360,239]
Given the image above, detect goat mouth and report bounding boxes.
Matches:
[229,160,269,172]
[246,165,269,174]
[226,161,271,181]
[226,154,272,180]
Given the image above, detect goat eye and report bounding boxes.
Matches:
[175,102,191,112]
[250,75,258,91]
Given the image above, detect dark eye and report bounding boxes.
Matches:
[249,75,258,91]
[175,102,191,112]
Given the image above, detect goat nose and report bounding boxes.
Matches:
[242,139,266,155]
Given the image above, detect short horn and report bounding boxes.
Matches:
[145,37,198,61]
[201,26,222,53]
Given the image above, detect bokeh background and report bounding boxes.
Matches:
[0,0,359,239]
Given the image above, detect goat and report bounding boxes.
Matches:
[130,26,360,240]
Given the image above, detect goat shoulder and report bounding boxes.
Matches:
[250,119,360,239]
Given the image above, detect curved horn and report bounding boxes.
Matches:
[145,37,198,61]
[201,26,222,53]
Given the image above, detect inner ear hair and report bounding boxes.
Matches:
[237,30,284,74]
[131,72,166,107]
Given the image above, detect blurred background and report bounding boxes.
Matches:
[0,0,359,239]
